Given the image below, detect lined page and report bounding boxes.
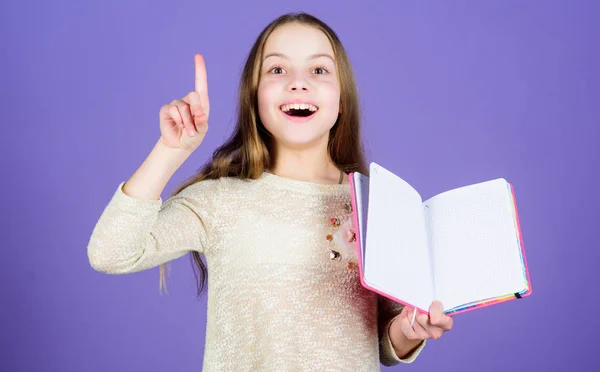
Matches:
[424,179,525,310]
[364,163,433,311]
[352,172,370,271]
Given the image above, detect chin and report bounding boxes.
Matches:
[267,129,331,151]
[269,124,333,148]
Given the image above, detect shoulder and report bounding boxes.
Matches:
[173,177,224,203]
[173,175,260,202]
[165,176,262,221]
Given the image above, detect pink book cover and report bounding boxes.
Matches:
[348,172,532,317]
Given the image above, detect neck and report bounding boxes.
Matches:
[268,141,345,185]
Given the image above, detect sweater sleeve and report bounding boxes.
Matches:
[87,180,219,274]
[378,295,427,366]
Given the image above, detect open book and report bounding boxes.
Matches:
[348,162,531,316]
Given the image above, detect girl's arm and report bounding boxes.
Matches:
[387,317,425,359]
[87,139,219,275]
[378,296,426,366]
[122,138,192,201]
[88,53,213,274]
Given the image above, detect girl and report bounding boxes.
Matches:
[88,12,453,371]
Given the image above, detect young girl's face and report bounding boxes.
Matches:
[257,23,340,151]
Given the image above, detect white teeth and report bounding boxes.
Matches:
[281,103,318,112]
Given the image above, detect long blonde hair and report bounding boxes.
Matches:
[160,12,369,296]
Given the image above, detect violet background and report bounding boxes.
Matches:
[2,1,598,371]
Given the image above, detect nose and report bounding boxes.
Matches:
[287,72,309,92]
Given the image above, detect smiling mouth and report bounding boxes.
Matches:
[280,103,319,117]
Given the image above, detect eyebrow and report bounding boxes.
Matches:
[263,52,335,63]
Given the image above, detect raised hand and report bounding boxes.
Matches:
[159,54,210,151]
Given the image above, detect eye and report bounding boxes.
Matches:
[312,66,329,75]
[268,66,286,74]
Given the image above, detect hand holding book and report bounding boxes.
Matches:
[389,300,453,356]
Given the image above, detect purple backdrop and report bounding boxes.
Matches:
[2,0,598,371]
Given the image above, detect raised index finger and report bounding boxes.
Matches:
[194,54,208,96]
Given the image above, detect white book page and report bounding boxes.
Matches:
[424,179,525,310]
[352,172,370,271]
[364,163,433,310]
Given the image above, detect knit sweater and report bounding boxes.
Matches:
[87,172,426,371]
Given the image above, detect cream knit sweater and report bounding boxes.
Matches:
[87,172,425,371]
